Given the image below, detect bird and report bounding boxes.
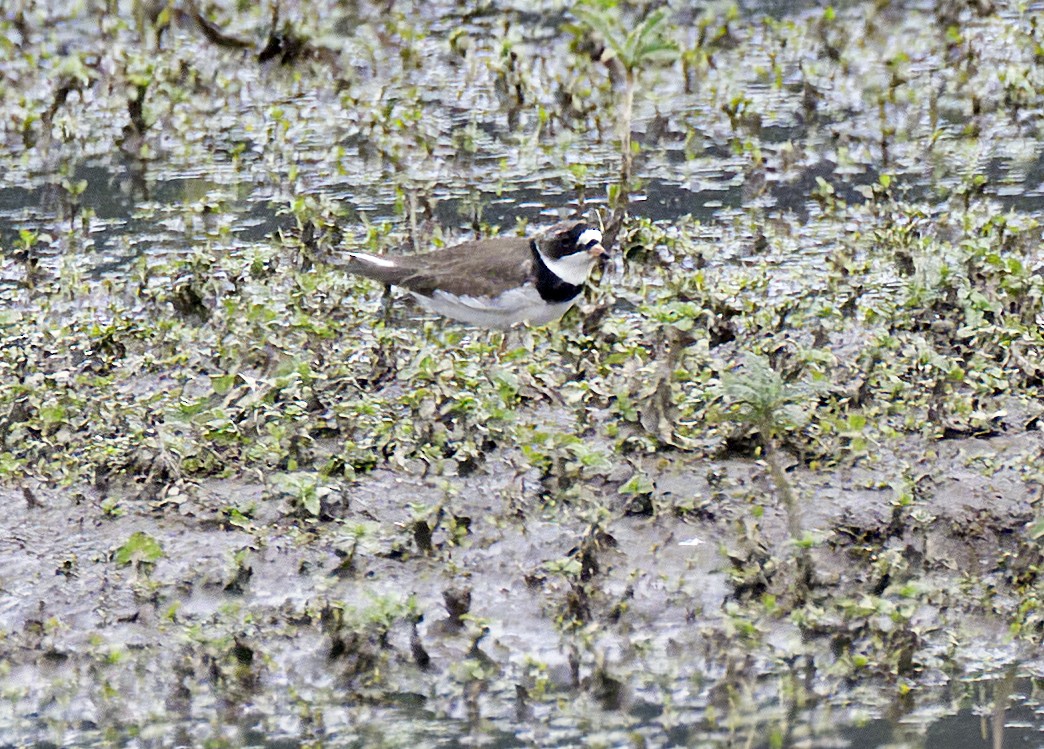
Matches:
[342,220,607,329]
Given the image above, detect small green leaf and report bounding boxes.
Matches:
[210,373,236,395]
[302,491,321,517]
[39,403,67,424]
[115,532,164,566]
[226,508,252,529]
[620,473,655,496]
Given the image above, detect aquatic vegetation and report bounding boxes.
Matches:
[2,0,1044,746]
[713,353,816,595]
[571,1,679,241]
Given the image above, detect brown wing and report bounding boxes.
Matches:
[349,237,535,298]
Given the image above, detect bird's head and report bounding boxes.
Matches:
[537,220,607,261]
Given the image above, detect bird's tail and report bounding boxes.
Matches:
[344,252,411,284]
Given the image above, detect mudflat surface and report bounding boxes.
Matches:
[2,1,1044,746]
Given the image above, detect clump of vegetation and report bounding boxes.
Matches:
[715,354,816,594]
[571,1,679,244]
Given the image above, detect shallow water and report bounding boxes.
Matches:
[3,2,1043,270]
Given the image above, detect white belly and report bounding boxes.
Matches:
[411,285,577,328]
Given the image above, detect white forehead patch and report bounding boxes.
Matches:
[577,228,602,248]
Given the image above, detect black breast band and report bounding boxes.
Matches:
[531,240,583,303]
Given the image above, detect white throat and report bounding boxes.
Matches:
[538,248,597,286]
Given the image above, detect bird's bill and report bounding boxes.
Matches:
[588,243,607,258]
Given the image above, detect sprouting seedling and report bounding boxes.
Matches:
[719,355,809,443]
[573,3,679,75]
[571,2,678,246]
[716,354,815,591]
[568,162,590,209]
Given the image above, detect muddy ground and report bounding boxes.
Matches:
[2,0,1044,747]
